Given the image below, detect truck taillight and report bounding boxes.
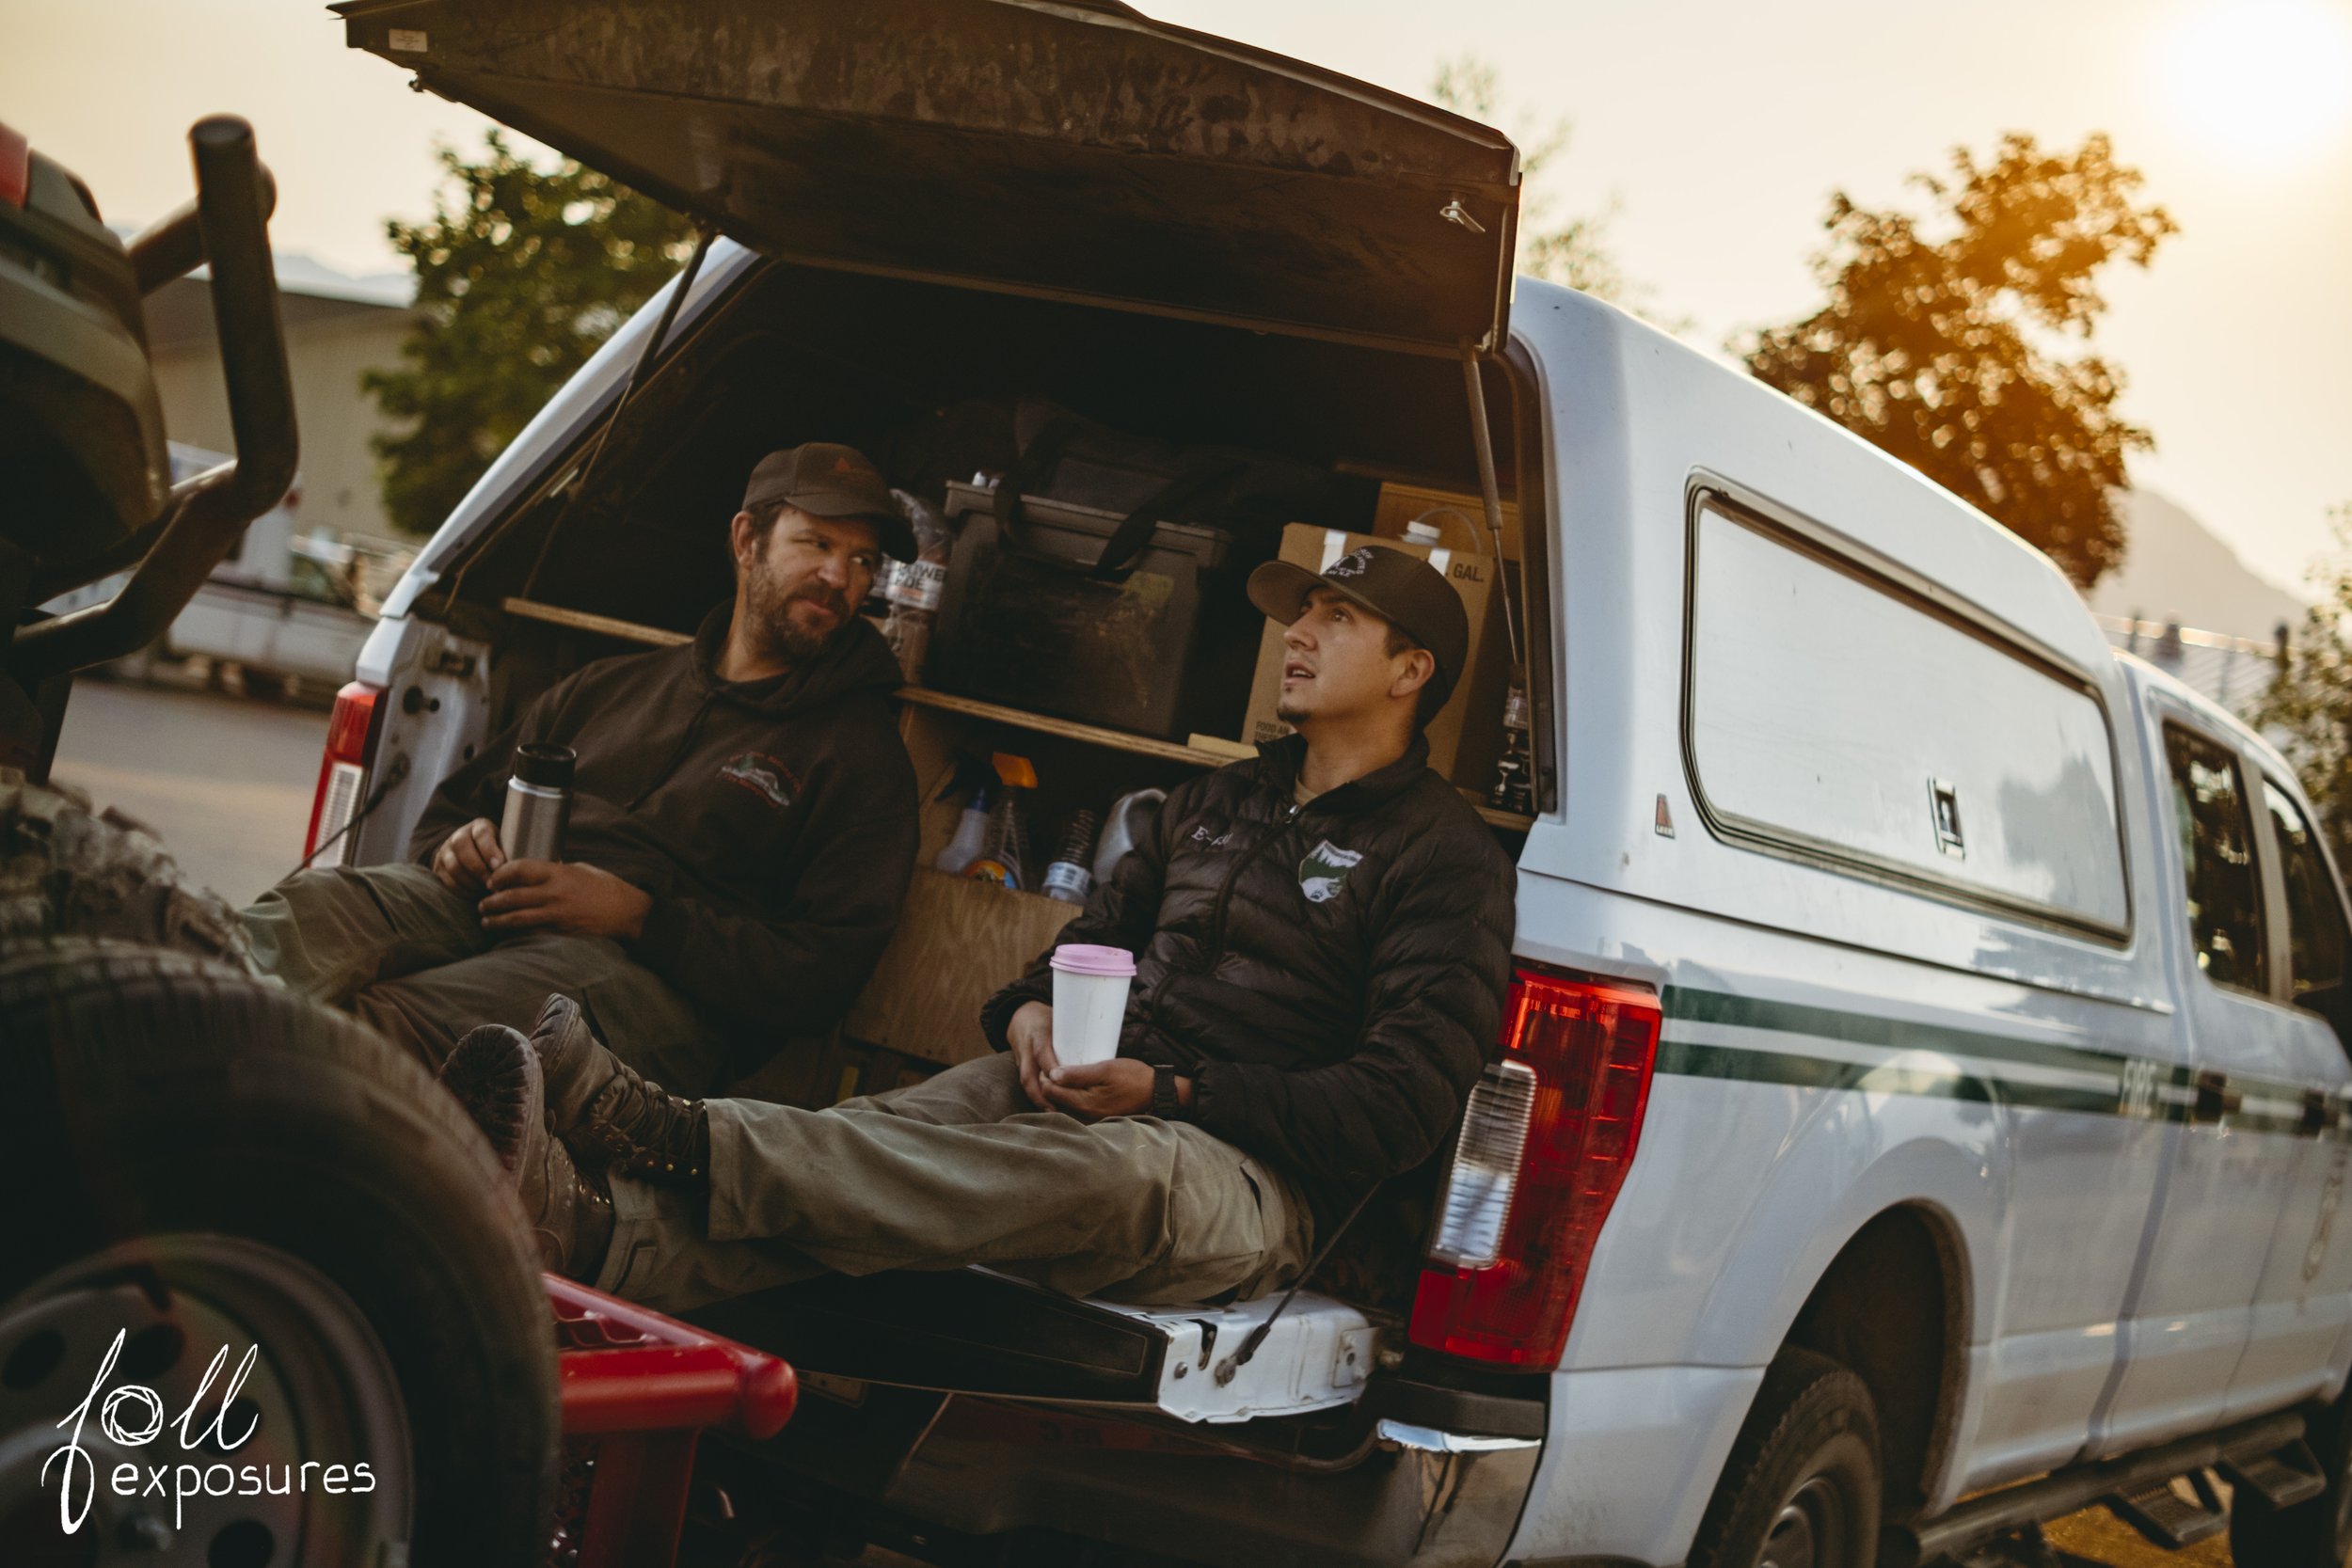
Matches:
[304,681,384,864]
[1410,967,1662,1368]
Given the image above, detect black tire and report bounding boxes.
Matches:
[0,940,559,1565]
[0,772,255,964]
[1689,1348,1883,1568]
[2231,1386,2352,1567]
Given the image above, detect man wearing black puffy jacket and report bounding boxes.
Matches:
[441,544,1518,1309]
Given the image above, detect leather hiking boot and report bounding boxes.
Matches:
[528,992,709,1185]
[440,1023,615,1279]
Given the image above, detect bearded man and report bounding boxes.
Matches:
[241,443,920,1093]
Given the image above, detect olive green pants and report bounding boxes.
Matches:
[595,1051,1316,1312]
[240,861,726,1093]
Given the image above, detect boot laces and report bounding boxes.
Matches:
[580,1060,705,1180]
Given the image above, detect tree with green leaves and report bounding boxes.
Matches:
[1741,134,2176,588]
[2258,504,2352,865]
[1430,55,1629,302]
[365,132,697,535]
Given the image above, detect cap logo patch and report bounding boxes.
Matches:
[1298,839,1364,904]
[1326,548,1374,580]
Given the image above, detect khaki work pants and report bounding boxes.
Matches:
[595,1051,1317,1314]
[241,861,726,1093]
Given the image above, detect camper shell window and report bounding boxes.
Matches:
[1683,488,2131,938]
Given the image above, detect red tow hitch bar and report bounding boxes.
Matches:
[546,1275,799,1568]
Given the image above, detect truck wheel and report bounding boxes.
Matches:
[2229,1388,2352,1566]
[0,771,256,966]
[0,940,559,1565]
[1688,1349,1883,1568]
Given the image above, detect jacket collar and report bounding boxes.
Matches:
[1254,731,1433,814]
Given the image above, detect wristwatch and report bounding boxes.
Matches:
[1152,1063,1188,1121]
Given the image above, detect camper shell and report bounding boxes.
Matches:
[315,3,2352,1565]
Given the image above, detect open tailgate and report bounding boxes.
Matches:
[689,1268,1376,1424]
[330,0,1520,355]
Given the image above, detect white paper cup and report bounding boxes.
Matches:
[1049,943,1137,1067]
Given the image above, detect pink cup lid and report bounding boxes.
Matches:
[1050,942,1136,977]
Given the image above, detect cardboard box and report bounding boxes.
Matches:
[1373,483,1522,562]
[1241,523,1511,793]
[841,868,1082,1067]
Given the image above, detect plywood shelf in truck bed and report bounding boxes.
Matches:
[501,597,1534,832]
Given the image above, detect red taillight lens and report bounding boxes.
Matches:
[304,681,384,862]
[1,122,29,210]
[1409,967,1662,1368]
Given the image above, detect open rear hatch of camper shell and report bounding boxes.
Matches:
[328,0,1519,356]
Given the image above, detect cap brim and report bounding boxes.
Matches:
[1246,559,1387,627]
[791,491,919,562]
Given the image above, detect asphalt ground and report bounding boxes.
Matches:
[48,671,331,908]
[39,674,2249,1568]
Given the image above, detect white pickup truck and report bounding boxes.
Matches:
[45,443,380,698]
[310,4,2352,1565]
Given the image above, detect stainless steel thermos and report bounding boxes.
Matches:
[501,742,575,863]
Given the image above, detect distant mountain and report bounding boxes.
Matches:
[2086,489,2306,644]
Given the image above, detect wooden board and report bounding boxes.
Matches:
[841,868,1082,1066]
[898,687,1533,832]
[894,686,1224,767]
[503,596,692,645]
[501,595,1535,832]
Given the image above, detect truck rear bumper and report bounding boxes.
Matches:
[690,1268,1546,1565]
[874,1396,1540,1568]
[1502,1362,1764,1566]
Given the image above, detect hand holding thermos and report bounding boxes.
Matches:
[430,744,651,939]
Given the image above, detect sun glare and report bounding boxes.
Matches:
[2159,0,2352,162]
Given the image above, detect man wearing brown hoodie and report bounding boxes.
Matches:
[241,444,921,1092]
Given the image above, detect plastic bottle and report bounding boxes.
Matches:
[934,783,992,874]
[1041,809,1099,904]
[882,488,950,684]
[1090,788,1167,885]
[1489,679,1534,815]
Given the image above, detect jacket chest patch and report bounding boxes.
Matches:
[1297,839,1364,904]
[718,752,798,811]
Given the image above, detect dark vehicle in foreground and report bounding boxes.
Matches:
[0,112,790,1566]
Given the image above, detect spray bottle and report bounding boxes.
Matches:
[964,752,1037,890]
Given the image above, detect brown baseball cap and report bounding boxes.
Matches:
[1248,543,1470,710]
[741,442,916,561]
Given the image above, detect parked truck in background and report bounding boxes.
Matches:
[43,442,402,700]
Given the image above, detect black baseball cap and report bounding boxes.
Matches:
[1248,543,1470,711]
[741,442,916,562]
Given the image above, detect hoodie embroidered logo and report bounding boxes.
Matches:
[719,752,796,810]
[1298,839,1364,904]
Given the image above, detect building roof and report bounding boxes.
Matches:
[139,249,419,351]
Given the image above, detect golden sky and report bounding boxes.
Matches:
[4,0,2346,596]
